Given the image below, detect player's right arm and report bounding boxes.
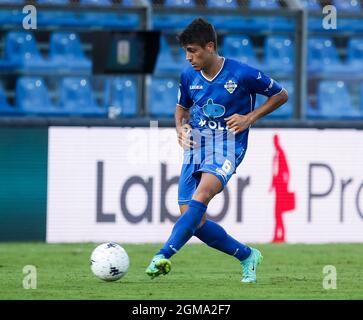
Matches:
[175,105,194,149]
[175,70,195,149]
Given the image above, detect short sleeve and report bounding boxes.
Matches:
[243,65,283,97]
[177,71,193,109]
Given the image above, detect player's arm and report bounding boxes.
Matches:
[175,105,195,149]
[176,71,195,149]
[226,67,288,134]
[225,90,288,134]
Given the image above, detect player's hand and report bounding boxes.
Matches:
[224,114,253,134]
[177,124,196,149]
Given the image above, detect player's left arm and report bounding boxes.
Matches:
[225,90,288,134]
[225,66,288,134]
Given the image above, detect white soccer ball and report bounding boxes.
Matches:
[90,242,129,281]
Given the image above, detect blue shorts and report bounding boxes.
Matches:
[178,131,247,205]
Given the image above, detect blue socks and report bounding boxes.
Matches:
[194,219,251,261]
[158,200,251,262]
[158,200,207,259]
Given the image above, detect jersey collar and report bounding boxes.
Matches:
[200,57,226,82]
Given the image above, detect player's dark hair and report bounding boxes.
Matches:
[177,18,217,50]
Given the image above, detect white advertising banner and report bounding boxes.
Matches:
[47,127,363,243]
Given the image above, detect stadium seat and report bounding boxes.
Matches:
[153,12,197,30]
[0,82,17,115]
[332,0,361,12]
[122,0,136,5]
[49,32,91,72]
[148,78,178,117]
[154,36,182,74]
[264,36,294,74]
[80,12,140,29]
[0,0,23,3]
[221,35,261,68]
[15,77,60,115]
[267,81,293,119]
[79,0,113,5]
[5,32,49,71]
[164,0,195,7]
[317,81,360,119]
[249,0,279,9]
[206,0,238,8]
[205,15,247,31]
[105,77,139,118]
[300,0,321,11]
[307,37,345,73]
[60,77,106,117]
[36,0,68,4]
[347,38,363,71]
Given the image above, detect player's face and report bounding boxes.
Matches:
[183,43,214,71]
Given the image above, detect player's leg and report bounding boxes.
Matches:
[156,172,222,257]
[146,173,221,278]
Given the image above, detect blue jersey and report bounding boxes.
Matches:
[177,58,284,204]
[177,58,284,149]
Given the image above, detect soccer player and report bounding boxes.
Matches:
[146,18,288,283]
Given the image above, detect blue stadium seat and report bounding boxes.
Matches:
[206,0,238,8]
[15,77,60,115]
[221,35,261,68]
[347,38,363,71]
[5,32,49,71]
[80,12,140,29]
[164,0,195,7]
[154,36,182,74]
[249,0,279,9]
[36,0,68,4]
[148,78,178,117]
[307,37,345,73]
[105,77,138,118]
[79,0,112,5]
[300,0,321,11]
[153,13,197,30]
[0,82,17,115]
[60,77,106,117]
[205,15,246,31]
[122,0,135,5]
[306,102,321,119]
[0,0,23,3]
[36,11,80,27]
[317,81,360,119]
[332,0,361,12]
[49,32,91,72]
[266,81,293,119]
[264,36,294,74]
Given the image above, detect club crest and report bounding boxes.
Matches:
[224,80,237,94]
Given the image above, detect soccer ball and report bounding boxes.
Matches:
[90,242,129,281]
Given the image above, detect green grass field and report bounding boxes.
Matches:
[0,243,362,300]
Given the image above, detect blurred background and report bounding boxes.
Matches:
[0,0,362,123]
[0,0,363,243]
